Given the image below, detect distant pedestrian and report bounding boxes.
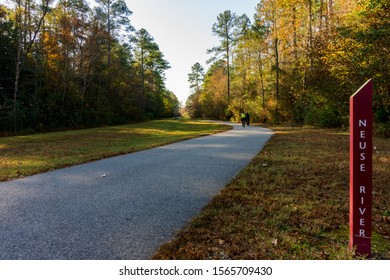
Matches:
[241,111,246,127]
[245,112,250,126]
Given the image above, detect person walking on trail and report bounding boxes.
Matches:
[245,112,250,126]
[241,111,246,127]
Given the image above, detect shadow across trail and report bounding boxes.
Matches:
[0,122,273,260]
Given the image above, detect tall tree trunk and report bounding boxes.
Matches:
[141,45,145,109]
[107,3,111,65]
[308,0,314,70]
[273,12,279,107]
[13,44,21,130]
[292,6,298,64]
[225,33,231,105]
[257,52,265,110]
[227,48,230,104]
[13,0,23,130]
[275,37,279,104]
[327,0,333,28]
[12,0,51,130]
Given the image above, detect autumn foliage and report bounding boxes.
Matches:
[186,0,390,132]
[0,0,179,133]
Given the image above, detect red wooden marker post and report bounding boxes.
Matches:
[349,79,373,256]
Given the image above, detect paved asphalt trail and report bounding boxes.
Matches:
[0,122,273,260]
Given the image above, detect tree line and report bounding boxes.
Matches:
[186,0,389,134]
[0,0,180,133]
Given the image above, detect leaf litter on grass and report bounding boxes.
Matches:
[153,126,390,260]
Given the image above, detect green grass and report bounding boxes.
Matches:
[152,126,390,260]
[0,119,231,181]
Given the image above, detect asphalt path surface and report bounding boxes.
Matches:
[0,122,273,260]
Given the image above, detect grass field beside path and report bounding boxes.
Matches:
[153,126,390,260]
[0,119,231,182]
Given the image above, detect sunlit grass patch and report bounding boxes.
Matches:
[0,120,230,181]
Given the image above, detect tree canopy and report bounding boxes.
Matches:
[186,0,390,132]
[1,0,389,134]
[0,0,179,133]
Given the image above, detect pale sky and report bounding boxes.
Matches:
[126,0,260,104]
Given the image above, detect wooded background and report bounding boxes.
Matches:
[1,0,389,135]
[0,0,179,133]
[186,0,389,134]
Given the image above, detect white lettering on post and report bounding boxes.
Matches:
[358,119,367,237]
[355,120,370,240]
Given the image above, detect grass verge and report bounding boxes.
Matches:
[0,119,230,182]
[152,126,390,260]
